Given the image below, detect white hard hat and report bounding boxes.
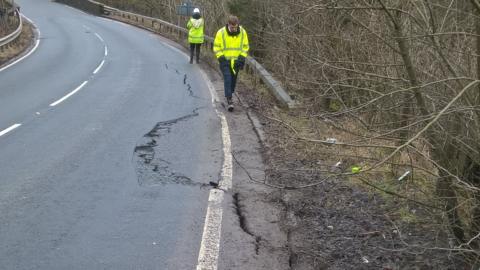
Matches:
[193,8,200,13]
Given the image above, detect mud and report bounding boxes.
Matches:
[236,78,463,269]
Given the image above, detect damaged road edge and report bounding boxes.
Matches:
[197,113,232,270]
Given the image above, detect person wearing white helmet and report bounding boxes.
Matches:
[187,7,204,64]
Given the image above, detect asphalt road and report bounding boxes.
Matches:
[0,1,223,269]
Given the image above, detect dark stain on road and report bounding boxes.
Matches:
[133,110,209,188]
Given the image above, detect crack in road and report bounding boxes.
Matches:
[233,193,262,255]
[183,74,195,97]
[163,65,204,99]
[133,109,209,188]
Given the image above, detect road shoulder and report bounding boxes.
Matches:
[200,65,290,269]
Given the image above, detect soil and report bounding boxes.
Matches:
[235,79,465,269]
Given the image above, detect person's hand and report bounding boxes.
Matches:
[235,56,245,70]
[237,55,246,63]
[237,56,245,69]
[218,55,227,64]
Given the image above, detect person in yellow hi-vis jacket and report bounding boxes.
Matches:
[187,8,204,64]
[213,15,249,111]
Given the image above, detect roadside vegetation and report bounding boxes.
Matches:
[0,0,34,66]
[0,0,15,36]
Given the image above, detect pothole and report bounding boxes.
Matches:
[133,110,209,188]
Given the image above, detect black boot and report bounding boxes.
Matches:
[227,97,234,112]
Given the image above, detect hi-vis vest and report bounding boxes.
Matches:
[213,26,249,60]
[187,18,204,44]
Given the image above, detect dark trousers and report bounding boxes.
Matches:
[220,61,238,98]
[189,43,201,62]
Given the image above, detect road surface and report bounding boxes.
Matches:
[0,1,224,269]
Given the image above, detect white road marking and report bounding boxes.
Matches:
[94,32,107,72]
[94,32,104,43]
[0,14,40,73]
[84,28,108,75]
[197,70,232,269]
[81,26,107,75]
[218,115,233,190]
[196,189,225,270]
[47,28,106,107]
[50,81,88,107]
[93,60,105,74]
[0,124,21,137]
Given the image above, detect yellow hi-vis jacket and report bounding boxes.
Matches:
[187,18,204,44]
[213,26,249,60]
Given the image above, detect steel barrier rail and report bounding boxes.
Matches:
[84,0,296,108]
[0,9,22,48]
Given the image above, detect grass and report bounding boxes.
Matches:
[0,20,34,65]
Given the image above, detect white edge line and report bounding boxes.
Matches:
[196,190,225,270]
[0,124,21,137]
[93,60,105,74]
[196,70,233,269]
[50,81,88,107]
[0,16,40,73]
[0,39,40,73]
[219,115,233,190]
[21,13,36,25]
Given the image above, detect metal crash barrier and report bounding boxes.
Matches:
[0,4,22,49]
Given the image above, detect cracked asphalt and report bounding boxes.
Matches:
[0,0,226,269]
